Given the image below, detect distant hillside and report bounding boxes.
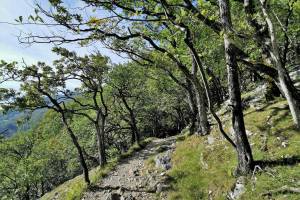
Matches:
[0,109,45,137]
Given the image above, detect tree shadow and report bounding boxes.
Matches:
[243,102,275,116]
[243,102,288,118]
[255,155,300,169]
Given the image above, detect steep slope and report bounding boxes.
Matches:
[166,99,300,200]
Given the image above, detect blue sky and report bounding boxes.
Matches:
[0,0,125,89]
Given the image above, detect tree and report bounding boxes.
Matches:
[108,63,145,145]
[0,61,91,184]
[218,0,254,175]
[52,47,111,166]
[258,0,300,128]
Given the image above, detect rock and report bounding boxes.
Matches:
[290,67,300,89]
[160,172,166,176]
[123,194,134,200]
[156,145,170,153]
[246,130,254,137]
[156,183,163,193]
[117,187,124,195]
[148,181,158,191]
[120,196,125,200]
[155,150,172,170]
[281,141,288,148]
[128,168,139,176]
[227,176,246,200]
[107,193,121,200]
[156,183,170,193]
[207,135,215,145]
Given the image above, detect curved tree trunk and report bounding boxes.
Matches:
[120,95,140,145]
[95,113,107,167]
[186,78,198,134]
[62,115,90,184]
[219,0,254,175]
[191,57,209,135]
[259,0,300,129]
[193,79,209,135]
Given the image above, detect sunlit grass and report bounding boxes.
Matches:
[167,99,300,200]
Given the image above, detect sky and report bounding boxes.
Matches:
[0,0,125,89]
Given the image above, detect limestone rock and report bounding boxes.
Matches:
[155,150,172,170]
[227,176,246,200]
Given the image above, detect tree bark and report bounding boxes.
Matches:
[95,112,107,167]
[62,114,90,184]
[191,57,209,135]
[120,95,140,145]
[259,0,300,129]
[219,0,254,175]
[186,78,198,134]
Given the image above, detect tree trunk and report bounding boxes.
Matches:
[186,78,198,134]
[191,57,209,135]
[205,66,226,106]
[259,0,300,129]
[193,80,209,135]
[62,115,90,184]
[219,0,254,175]
[120,95,140,145]
[95,113,107,167]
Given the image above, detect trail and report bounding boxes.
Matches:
[82,136,177,200]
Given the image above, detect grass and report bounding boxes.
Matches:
[167,98,300,200]
[41,162,117,200]
[41,137,153,200]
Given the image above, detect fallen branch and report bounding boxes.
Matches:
[261,185,300,196]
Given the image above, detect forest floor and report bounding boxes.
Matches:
[82,136,177,200]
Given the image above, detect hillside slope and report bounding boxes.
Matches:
[167,99,300,200]
[40,137,176,200]
[39,99,300,200]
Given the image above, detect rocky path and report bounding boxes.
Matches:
[82,136,177,200]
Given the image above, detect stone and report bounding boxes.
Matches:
[117,187,124,195]
[156,145,170,153]
[207,135,215,145]
[107,193,121,200]
[156,183,169,193]
[160,172,166,176]
[155,150,172,170]
[128,169,139,176]
[281,141,288,148]
[227,176,246,200]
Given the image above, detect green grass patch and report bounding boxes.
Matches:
[167,99,300,200]
[168,135,236,200]
[41,161,117,200]
[241,99,300,200]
